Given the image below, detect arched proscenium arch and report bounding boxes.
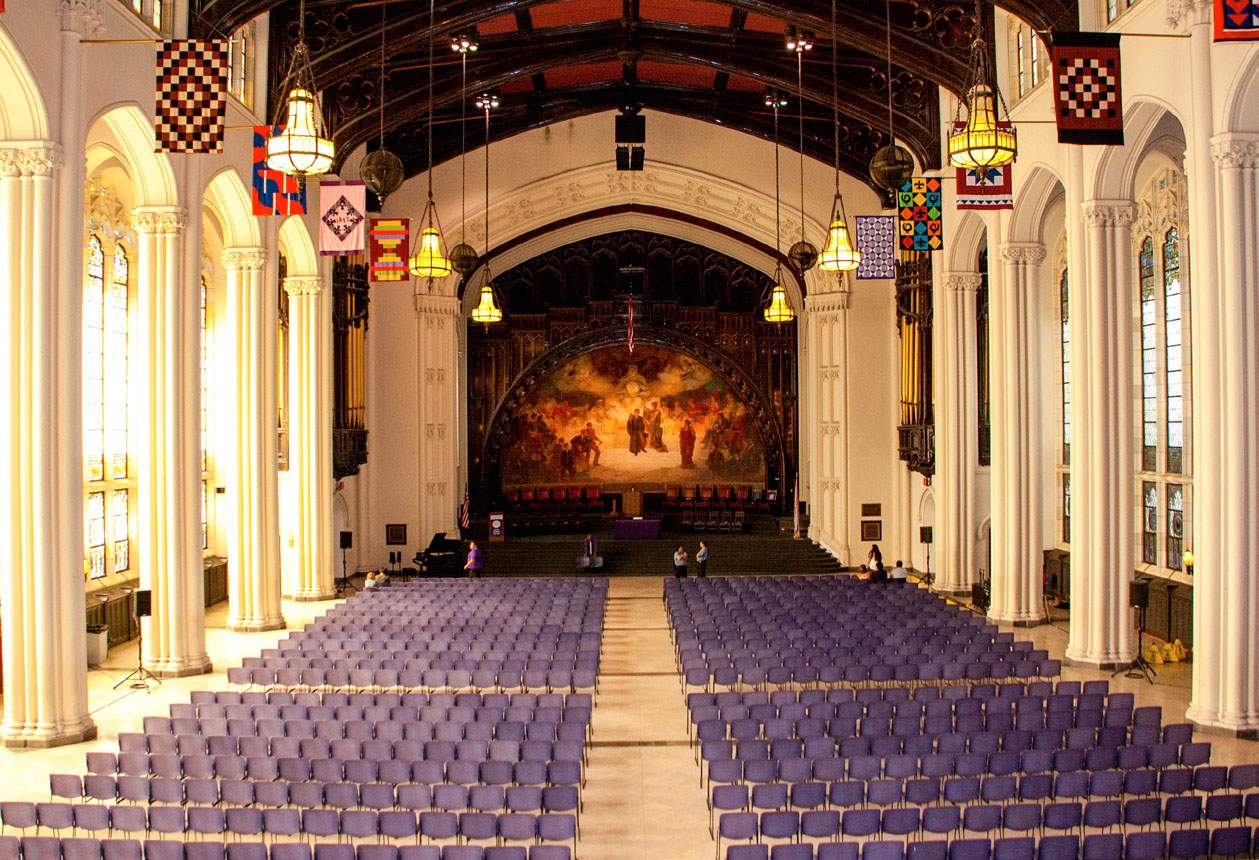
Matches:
[480,325,790,500]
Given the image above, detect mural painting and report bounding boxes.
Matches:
[498,344,767,488]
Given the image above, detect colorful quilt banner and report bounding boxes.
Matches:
[854,215,897,279]
[319,182,367,256]
[251,126,306,216]
[369,218,410,282]
[955,136,1014,211]
[155,40,228,153]
[1051,31,1124,145]
[897,178,944,252]
[1216,0,1259,39]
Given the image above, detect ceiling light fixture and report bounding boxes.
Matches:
[763,90,795,324]
[358,0,403,206]
[947,0,1017,170]
[408,0,452,282]
[784,25,814,53]
[868,0,916,204]
[786,26,818,274]
[818,0,862,272]
[265,0,334,179]
[448,28,480,277]
[470,91,503,325]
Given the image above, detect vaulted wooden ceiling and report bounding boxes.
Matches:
[190,0,1074,188]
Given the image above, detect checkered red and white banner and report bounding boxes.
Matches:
[1051,32,1124,146]
[155,40,228,154]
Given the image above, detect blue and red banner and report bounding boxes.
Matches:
[251,125,306,216]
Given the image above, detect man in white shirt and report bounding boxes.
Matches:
[696,541,709,577]
[889,560,909,583]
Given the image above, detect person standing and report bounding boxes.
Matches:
[627,409,646,455]
[673,546,688,578]
[584,534,598,558]
[696,541,709,577]
[464,542,483,578]
[868,543,883,571]
[679,419,696,469]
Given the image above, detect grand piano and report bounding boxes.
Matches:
[414,532,465,577]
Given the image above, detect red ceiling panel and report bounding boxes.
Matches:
[639,0,733,27]
[499,76,534,94]
[529,0,623,29]
[543,60,624,89]
[636,59,715,88]
[725,73,765,92]
[741,11,784,32]
[478,13,517,35]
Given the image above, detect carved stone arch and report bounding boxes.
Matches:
[479,325,789,500]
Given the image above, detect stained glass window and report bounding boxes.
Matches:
[1167,483,1184,571]
[1142,481,1158,565]
[107,244,129,480]
[1164,228,1183,474]
[85,491,106,580]
[112,489,129,572]
[1139,237,1157,472]
[84,236,105,482]
[201,276,209,473]
[1061,268,1070,467]
[201,480,209,551]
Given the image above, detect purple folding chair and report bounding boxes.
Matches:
[726,848,768,860]
[991,838,1034,860]
[224,846,265,860]
[141,842,183,860]
[62,839,102,860]
[1167,829,1209,860]
[313,846,354,860]
[268,844,312,860]
[419,812,457,842]
[772,846,815,860]
[1208,826,1252,857]
[948,840,991,860]
[817,845,859,860]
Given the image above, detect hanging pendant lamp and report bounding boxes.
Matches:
[408,0,452,281]
[867,0,916,199]
[266,0,334,178]
[359,0,403,205]
[948,0,1017,170]
[448,30,480,276]
[786,26,818,274]
[469,91,502,325]
[763,91,795,324]
[818,0,861,272]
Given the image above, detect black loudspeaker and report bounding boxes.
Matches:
[1129,580,1149,609]
[134,589,152,618]
[920,526,933,544]
[340,531,353,550]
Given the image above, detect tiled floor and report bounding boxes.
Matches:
[0,576,1254,860]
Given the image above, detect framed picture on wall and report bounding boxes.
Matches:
[385,524,408,546]
[860,520,882,542]
[861,503,882,517]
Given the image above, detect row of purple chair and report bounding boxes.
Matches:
[143,711,589,739]
[225,669,596,695]
[0,806,576,848]
[689,682,1111,707]
[690,691,1137,722]
[184,694,584,712]
[169,702,589,725]
[722,826,1259,860]
[48,777,580,813]
[78,755,583,787]
[1,837,570,860]
[119,726,585,757]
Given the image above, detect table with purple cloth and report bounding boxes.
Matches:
[614,518,661,539]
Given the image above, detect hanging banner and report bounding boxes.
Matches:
[854,215,897,279]
[1051,31,1124,145]
[319,181,367,256]
[897,178,944,252]
[251,126,306,216]
[1216,0,1259,39]
[155,40,228,153]
[955,144,1014,211]
[368,218,410,282]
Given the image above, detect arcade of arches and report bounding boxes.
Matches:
[2,0,1259,854]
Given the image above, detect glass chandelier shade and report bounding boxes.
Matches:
[763,275,796,323]
[408,201,452,278]
[470,275,503,324]
[266,77,335,176]
[948,83,1017,169]
[818,194,862,272]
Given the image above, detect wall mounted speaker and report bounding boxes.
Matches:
[340,531,353,550]
[920,526,933,544]
[134,589,152,618]
[1129,580,1149,609]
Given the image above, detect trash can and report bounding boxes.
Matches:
[86,625,109,666]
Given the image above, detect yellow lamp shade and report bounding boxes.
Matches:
[763,282,795,323]
[470,281,503,324]
[408,226,452,278]
[948,84,1017,170]
[1183,549,1194,567]
[818,216,862,272]
[265,88,335,176]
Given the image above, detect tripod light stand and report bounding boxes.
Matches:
[1113,582,1156,684]
[114,587,160,690]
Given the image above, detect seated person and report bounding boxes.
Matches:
[855,564,872,581]
[889,560,909,582]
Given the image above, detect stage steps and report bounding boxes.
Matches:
[475,525,846,577]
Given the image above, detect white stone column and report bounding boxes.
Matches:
[1065,201,1136,667]
[222,249,284,631]
[933,272,981,594]
[1186,136,1259,735]
[988,244,1047,625]
[0,146,96,747]
[284,276,335,601]
[415,294,461,541]
[804,288,851,563]
[133,209,211,676]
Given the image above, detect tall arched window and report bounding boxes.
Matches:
[1059,264,1071,545]
[201,273,212,550]
[1134,167,1191,574]
[83,233,133,579]
[277,254,290,471]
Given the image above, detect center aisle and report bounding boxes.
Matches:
[580,576,713,859]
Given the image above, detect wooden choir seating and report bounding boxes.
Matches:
[680,507,747,533]
[505,485,602,513]
[662,485,776,513]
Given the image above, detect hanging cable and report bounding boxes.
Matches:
[832,0,839,195]
[426,0,436,204]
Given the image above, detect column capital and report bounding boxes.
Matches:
[1211,134,1259,168]
[943,272,983,292]
[221,248,267,271]
[1080,200,1137,227]
[283,276,323,296]
[58,0,104,34]
[805,291,850,313]
[0,145,63,178]
[1166,0,1212,30]
[132,207,188,235]
[998,243,1047,264]
[414,294,462,317]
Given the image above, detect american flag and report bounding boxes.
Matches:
[460,483,470,530]
[627,295,635,353]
